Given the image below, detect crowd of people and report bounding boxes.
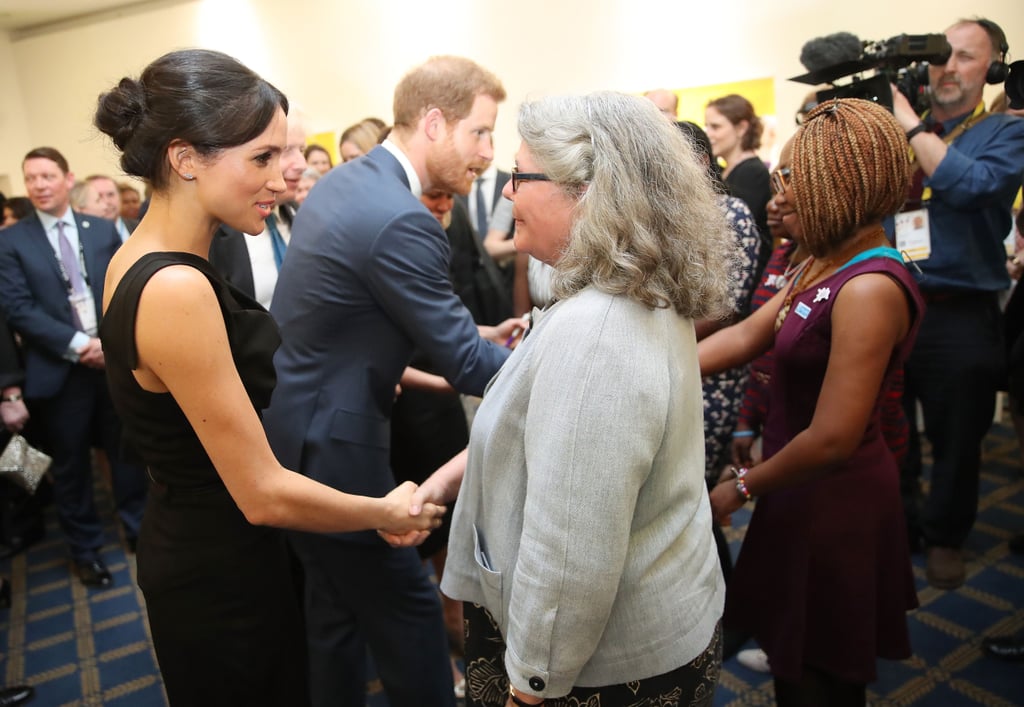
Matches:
[0,13,1021,707]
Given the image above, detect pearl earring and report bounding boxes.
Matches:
[183,173,195,181]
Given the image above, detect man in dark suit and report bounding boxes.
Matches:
[459,163,517,302]
[264,56,516,707]
[0,148,146,588]
[209,113,307,308]
[459,163,511,240]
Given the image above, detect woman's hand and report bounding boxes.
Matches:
[730,427,758,467]
[709,477,745,524]
[379,481,446,539]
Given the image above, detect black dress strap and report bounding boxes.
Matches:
[103,252,224,370]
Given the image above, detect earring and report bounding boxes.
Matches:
[183,173,195,181]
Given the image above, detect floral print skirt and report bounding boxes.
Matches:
[463,602,721,707]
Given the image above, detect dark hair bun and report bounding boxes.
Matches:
[95,49,287,189]
[95,77,147,152]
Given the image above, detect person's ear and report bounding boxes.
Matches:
[168,140,198,181]
[423,108,446,142]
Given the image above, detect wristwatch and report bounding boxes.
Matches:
[905,122,928,141]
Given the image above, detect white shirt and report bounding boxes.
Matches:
[115,217,131,242]
[243,208,291,310]
[35,207,92,358]
[469,164,499,232]
[382,139,422,197]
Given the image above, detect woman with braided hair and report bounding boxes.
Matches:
[698,98,923,705]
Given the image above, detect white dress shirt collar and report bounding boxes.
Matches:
[382,139,422,198]
[36,207,81,255]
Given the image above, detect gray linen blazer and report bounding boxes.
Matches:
[442,286,724,698]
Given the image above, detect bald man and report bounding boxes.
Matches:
[645,88,679,120]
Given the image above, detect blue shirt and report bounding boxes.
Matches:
[917,111,1024,292]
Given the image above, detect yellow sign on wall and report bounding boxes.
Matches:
[672,77,776,126]
[307,131,340,168]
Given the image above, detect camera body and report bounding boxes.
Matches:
[791,33,952,114]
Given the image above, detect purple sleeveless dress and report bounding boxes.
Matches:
[724,254,924,684]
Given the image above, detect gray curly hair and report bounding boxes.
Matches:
[516,92,735,319]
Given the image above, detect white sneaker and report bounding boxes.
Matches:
[737,648,770,673]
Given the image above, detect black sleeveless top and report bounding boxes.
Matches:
[100,251,281,488]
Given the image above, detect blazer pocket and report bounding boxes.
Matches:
[473,524,504,626]
[329,408,389,448]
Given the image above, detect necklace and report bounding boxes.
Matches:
[774,228,889,332]
[778,247,810,289]
[774,257,832,332]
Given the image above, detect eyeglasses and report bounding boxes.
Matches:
[511,167,550,193]
[770,167,791,196]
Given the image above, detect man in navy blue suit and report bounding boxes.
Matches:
[0,148,146,588]
[265,57,517,707]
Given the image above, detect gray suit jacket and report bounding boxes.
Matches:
[441,287,724,696]
[264,146,509,539]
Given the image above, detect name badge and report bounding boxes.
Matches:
[70,291,98,336]
[794,301,812,319]
[895,209,931,261]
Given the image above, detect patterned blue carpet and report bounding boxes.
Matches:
[1,424,1021,706]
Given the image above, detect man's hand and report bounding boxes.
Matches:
[479,315,530,348]
[0,391,29,434]
[77,337,105,369]
[889,85,921,132]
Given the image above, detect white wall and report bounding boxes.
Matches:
[0,31,33,196]
[2,0,1021,193]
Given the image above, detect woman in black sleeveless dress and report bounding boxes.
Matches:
[94,49,443,706]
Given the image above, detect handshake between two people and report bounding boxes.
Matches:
[378,448,468,548]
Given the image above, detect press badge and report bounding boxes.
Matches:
[794,301,812,319]
[895,209,931,261]
[70,291,98,336]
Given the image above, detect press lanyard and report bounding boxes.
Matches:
[912,102,989,203]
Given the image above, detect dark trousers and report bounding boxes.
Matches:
[289,532,455,707]
[901,292,1005,548]
[30,365,147,561]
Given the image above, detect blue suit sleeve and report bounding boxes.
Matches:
[0,228,82,360]
[362,208,509,396]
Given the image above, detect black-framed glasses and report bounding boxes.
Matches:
[770,167,791,196]
[511,167,550,193]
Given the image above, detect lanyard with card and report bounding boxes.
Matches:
[52,229,98,336]
[70,292,98,335]
[897,103,990,261]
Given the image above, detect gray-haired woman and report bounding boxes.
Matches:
[392,92,736,706]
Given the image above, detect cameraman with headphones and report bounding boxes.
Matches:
[891,17,1024,590]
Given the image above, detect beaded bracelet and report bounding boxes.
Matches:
[731,429,755,438]
[734,466,752,503]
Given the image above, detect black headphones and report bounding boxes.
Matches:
[976,18,1010,84]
